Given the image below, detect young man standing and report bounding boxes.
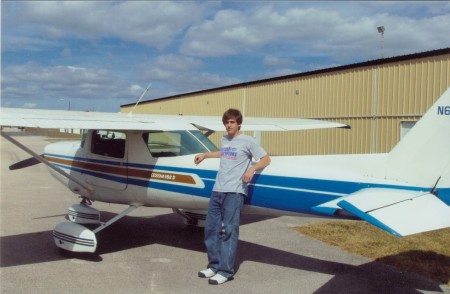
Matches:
[194,108,271,285]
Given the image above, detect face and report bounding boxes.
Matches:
[223,118,241,138]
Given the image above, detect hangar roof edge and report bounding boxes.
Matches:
[121,47,450,108]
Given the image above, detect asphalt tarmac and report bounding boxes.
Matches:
[1,131,448,293]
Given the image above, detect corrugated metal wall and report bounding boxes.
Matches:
[122,52,450,156]
[374,54,450,153]
[245,67,376,155]
[125,88,246,116]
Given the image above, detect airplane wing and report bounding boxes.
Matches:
[0,108,349,131]
[183,116,350,131]
[0,108,197,131]
[337,188,450,236]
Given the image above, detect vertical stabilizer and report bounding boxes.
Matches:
[385,87,450,187]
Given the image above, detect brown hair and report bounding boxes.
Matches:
[222,108,243,127]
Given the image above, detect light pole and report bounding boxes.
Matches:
[60,98,71,111]
[377,26,385,59]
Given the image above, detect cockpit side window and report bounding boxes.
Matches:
[142,130,217,157]
[91,130,126,158]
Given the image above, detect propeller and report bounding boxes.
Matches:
[1,131,93,195]
[9,156,42,170]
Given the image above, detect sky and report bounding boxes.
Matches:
[2,1,450,112]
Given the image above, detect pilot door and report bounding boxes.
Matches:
[84,130,128,190]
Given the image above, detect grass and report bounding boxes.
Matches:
[296,220,450,286]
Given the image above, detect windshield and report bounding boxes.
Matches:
[142,130,218,157]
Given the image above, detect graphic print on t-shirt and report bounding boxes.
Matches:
[221,145,237,160]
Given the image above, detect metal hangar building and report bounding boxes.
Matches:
[120,48,450,156]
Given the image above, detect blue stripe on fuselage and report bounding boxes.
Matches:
[45,154,450,213]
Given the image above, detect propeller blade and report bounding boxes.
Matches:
[1,131,93,195]
[9,155,43,170]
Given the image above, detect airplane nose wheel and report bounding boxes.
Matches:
[172,209,206,227]
[57,247,103,261]
[80,197,92,206]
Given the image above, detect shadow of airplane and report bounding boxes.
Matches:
[0,212,444,293]
[0,211,272,267]
[376,250,450,286]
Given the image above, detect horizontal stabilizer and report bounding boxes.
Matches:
[337,188,450,236]
[312,198,343,215]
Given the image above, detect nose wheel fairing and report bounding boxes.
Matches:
[54,222,98,253]
[53,202,142,253]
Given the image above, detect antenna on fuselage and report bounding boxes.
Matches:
[128,82,152,116]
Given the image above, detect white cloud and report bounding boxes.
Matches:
[15,1,217,50]
[1,58,241,111]
[2,63,132,109]
[135,54,241,94]
[23,102,38,109]
[60,47,72,57]
[137,54,203,81]
[129,84,144,96]
[180,4,450,60]
[154,54,203,72]
[263,55,296,67]
[1,35,62,52]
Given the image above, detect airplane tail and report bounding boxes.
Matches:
[384,87,450,188]
[317,87,450,236]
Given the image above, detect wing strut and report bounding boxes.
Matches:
[1,131,93,195]
[93,204,142,234]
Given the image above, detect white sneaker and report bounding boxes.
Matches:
[198,268,215,278]
[208,273,231,285]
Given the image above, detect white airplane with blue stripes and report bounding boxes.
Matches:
[1,87,450,253]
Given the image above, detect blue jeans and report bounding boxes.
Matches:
[204,192,244,278]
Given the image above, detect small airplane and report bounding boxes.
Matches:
[1,87,450,253]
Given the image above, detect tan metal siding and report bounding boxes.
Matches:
[179,88,244,116]
[245,68,374,119]
[244,67,375,155]
[375,55,450,152]
[260,117,371,155]
[125,98,181,115]
[124,52,450,156]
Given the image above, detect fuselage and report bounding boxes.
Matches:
[44,129,450,219]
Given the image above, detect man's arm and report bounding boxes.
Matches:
[242,155,271,183]
[194,150,221,165]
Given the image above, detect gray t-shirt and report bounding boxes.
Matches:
[213,134,267,195]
